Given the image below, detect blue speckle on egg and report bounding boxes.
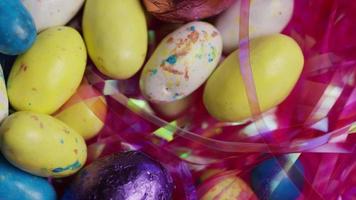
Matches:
[166,54,177,65]
[0,0,37,55]
[62,151,174,200]
[0,155,56,200]
[188,26,195,31]
[251,155,305,200]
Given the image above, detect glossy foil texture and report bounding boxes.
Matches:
[63,151,173,200]
[143,0,236,22]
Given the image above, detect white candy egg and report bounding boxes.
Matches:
[0,65,8,122]
[216,0,294,53]
[140,21,222,103]
[21,0,84,32]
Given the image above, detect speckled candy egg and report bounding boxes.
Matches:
[7,26,87,114]
[251,155,305,200]
[62,151,173,200]
[140,21,222,103]
[216,0,294,53]
[198,173,257,200]
[0,155,56,200]
[21,0,85,32]
[0,0,36,55]
[0,111,87,178]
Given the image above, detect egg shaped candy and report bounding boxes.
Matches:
[203,34,304,122]
[0,111,87,177]
[7,26,87,114]
[152,94,194,119]
[0,0,36,55]
[55,80,107,140]
[0,65,8,122]
[62,151,173,200]
[198,173,257,200]
[21,0,84,32]
[143,0,236,23]
[83,0,147,79]
[0,155,56,200]
[251,155,305,200]
[216,0,294,53]
[140,21,222,103]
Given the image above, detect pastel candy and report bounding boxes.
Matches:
[140,21,222,103]
[0,0,36,55]
[0,155,56,200]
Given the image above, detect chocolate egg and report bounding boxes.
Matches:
[143,0,236,23]
[251,155,305,200]
[62,151,173,200]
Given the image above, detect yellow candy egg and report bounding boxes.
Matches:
[0,111,87,178]
[7,26,87,114]
[83,0,147,79]
[199,173,257,200]
[203,34,304,122]
[55,81,107,140]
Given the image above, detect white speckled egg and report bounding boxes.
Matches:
[21,0,84,32]
[216,0,294,53]
[0,65,8,122]
[140,21,222,103]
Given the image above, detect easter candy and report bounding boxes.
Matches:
[152,94,194,119]
[21,0,85,32]
[83,0,147,79]
[0,155,56,200]
[62,151,173,200]
[55,80,107,140]
[0,111,87,177]
[140,21,222,103]
[198,172,257,200]
[203,34,304,122]
[0,65,8,122]
[251,155,305,200]
[143,0,235,23]
[0,0,36,55]
[7,26,87,114]
[216,0,294,53]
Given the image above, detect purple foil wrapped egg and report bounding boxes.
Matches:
[62,151,174,200]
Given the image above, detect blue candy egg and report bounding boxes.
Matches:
[0,0,36,55]
[0,155,56,200]
[251,155,305,200]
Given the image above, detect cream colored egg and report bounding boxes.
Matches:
[140,21,222,103]
[21,0,84,32]
[216,0,294,53]
[0,65,8,122]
